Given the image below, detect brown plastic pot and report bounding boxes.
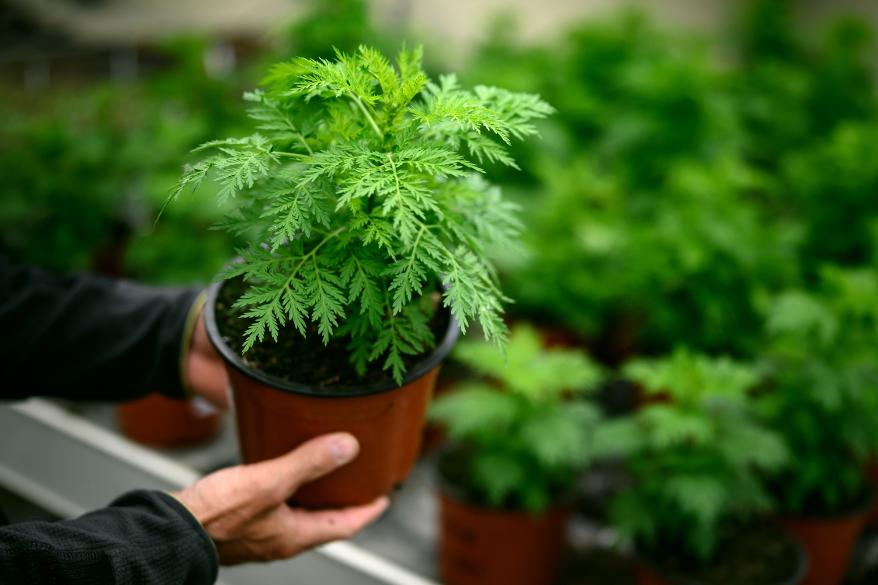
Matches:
[867,463,878,527]
[636,566,670,585]
[205,280,458,508]
[117,394,221,448]
[781,493,873,585]
[439,489,569,585]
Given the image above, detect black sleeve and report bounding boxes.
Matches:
[0,258,200,401]
[0,490,218,585]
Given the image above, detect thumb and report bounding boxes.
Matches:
[248,433,360,505]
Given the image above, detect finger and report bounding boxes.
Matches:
[286,496,390,548]
[246,433,360,504]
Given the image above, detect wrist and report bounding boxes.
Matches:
[163,489,221,568]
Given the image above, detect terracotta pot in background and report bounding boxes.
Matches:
[117,394,221,448]
[439,490,569,585]
[205,281,459,509]
[781,495,872,585]
[635,566,669,585]
[867,464,878,527]
[535,323,582,349]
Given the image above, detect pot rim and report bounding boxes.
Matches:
[204,278,460,398]
[638,523,809,585]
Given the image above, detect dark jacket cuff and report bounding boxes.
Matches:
[112,490,219,584]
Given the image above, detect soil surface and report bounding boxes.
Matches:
[215,277,450,392]
[643,524,801,585]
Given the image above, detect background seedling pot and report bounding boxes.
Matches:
[117,394,220,448]
[780,491,873,585]
[866,463,878,527]
[205,280,459,508]
[438,487,569,585]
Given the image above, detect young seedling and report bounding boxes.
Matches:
[430,326,603,512]
[596,349,787,561]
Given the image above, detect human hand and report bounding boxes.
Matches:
[185,309,230,410]
[172,433,389,565]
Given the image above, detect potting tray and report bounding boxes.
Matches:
[2,399,877,585]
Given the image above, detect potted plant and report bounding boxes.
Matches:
[169,46,552,507]
[758,267,878,585]
[594,350,805,585]
[117,394,221,448]
[429,325,603,585]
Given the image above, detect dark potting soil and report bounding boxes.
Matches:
[644,524,801,585]
[216,277,450,392]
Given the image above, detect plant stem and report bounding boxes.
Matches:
[276,227,347,302]
[266,98,314,154]
[297,135,314,155]
[388,152,400,192]
[350,94,383,139]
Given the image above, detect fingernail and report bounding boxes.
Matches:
[330,434,358,464]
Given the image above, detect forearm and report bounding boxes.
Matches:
[0,490,218,585]
[0,258,199,401]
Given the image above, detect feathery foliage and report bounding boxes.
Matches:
[170,46,551,383]
[429,326,603,512]
[595,350,787,561]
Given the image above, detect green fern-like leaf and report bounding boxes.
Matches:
[169,46,550,384]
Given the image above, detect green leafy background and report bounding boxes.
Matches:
[4,0,878,567]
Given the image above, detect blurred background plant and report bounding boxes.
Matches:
[758,266,878,515]
[595,351,787,562]
[0,36,246,283]
[430,326,603,513]
[483,0,878,364]
[0,85,140,273]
